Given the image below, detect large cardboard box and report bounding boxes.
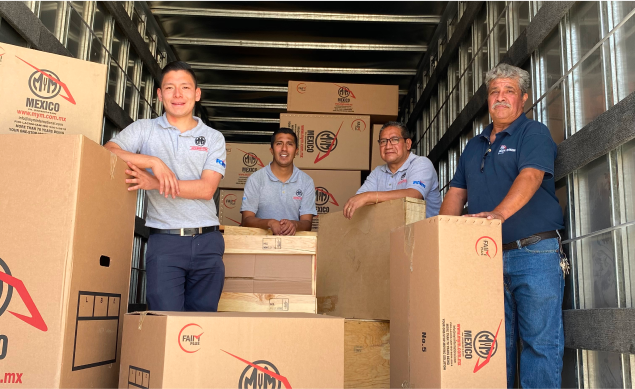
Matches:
[221,143,271,189]
[0,134,136,387]
[371,124,385,171]
[219,189,244,226]
[0,43,107,144]
[390,216,506,388]
[287,81,398,122]
[304,170,361,231]
[119,312,344,388]
[317,198,425,320]
[281,113,371,170]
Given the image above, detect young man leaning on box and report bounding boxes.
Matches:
[240,127,317,235]
[343,121,441,219]
[104,61,226,312]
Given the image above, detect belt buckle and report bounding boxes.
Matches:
[180,228,187,237]
[180,228,202,236]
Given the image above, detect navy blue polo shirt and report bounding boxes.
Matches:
[450,113,564,244]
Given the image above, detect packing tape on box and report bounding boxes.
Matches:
[110,153,118,179]
[138,311,147,330]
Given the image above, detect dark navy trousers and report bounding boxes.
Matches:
[145,231,225,311]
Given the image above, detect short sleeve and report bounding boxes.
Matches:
[450,151,467,189]
[356,167,381,194]
[203,132,227,177]
[300,177,318,216]
[240,174,261,214]
[518,127,557,179]
[405,156,438,199]
[109,120,146,153]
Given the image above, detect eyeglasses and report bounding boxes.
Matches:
[481,147,492,172]
[378,137,404,147]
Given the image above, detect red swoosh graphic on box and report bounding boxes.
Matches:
[226,217,241,225]
[0,271,48,332]
[237,149,265,167]
[16,56,76,105]
[315,187,339,206]
[222,350,292,389]
[473,319,502,373]
[314,122,342,164]
[333,84,356,98]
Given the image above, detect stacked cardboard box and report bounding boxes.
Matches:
[0,134,136,387]
[390,216,506,388]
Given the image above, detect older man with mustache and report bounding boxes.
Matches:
[439,64,566,388]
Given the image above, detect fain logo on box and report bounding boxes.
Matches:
[223,350,292,389]
[223,193,238,209]
[296,83,307,94]
[0,257,48,361]
[475,236,498,258]
[178,323,203,353]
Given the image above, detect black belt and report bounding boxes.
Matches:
[503,230,560,251]
[149,226,219,236]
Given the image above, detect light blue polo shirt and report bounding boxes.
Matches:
[357,152,441,218]
[110,114,226,229]
[241,163,317,221]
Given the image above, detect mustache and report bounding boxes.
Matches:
[492,101,511,109]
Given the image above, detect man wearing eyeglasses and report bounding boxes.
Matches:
[439,64,565,389]
[343,121,441,219]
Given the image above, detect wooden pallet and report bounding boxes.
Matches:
[218,292,317,313]
[344,319,390,388]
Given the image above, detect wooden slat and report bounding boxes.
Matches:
[223,234,317,254]
[404,198,426,225]
[218,292,317,313]
[344,319,390,388]
[223,225,318,236]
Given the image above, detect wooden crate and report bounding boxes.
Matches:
[345,319,390,388]
[317,197,425,320]
[219,227,318,314]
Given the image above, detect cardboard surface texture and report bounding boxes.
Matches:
[0,134,136,388]
[222,143,271,189]
[371,124,385,171]
[390,216,506,388]
[316,198,426,320]
[280,114,370,170]
[219,189,244,226]
[304,170,360,231]
[0,43,107,144]
[287,81,398,122]
[119,312,344,388]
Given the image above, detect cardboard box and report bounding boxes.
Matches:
[119,312,344,388]
[371,124,385,171]
[0,134,136,387]
[287,81,398,122]
[219,189,244,226]
[344,319,390,388]
[304,170,361,231]
[390,216,506,388]
[281,114,371,170]
[221,143,271,189]
[316,198,426,320]
[0,43,107,144]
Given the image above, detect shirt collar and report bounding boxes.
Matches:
[264,162,301,183]
[380,152,417,174]
[479,113,528,141]
[156,114,203,136]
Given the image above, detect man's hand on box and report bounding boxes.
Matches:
[343,192,372,220]
[464,210,506,222]
[125,161,160,193]
[279,219,297,236]
[267,219,284,235]
[149,157,180,199]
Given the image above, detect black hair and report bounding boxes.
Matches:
[379,121,411,141]
[159,61,198,88]
[271,127,298,148]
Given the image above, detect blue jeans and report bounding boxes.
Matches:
[504,238,564,388]
[146,231,225,311]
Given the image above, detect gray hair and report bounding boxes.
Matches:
[379,121,411,141]
[485,63,530,95]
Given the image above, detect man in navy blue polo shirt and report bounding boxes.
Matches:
[105,61,226,313]
[343,121,441,219]
[439,64,566,388]
[240,128,317,235]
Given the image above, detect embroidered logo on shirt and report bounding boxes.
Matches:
[216,159,226,168]
[413,180,426,188]
[293,189,303,200]
[190,136,209,151]
[498,145,516,154]
[401,172,407,179]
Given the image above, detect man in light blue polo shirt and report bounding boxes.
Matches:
[241,127,317,235]
[343,121,441,219]
[105,61,226,313]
